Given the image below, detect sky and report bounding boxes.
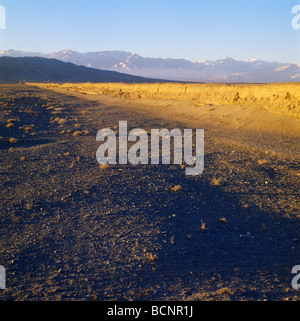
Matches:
[0,0,299,63]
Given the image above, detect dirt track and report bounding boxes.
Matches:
[0,84,299,301]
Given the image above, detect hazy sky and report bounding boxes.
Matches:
[0,0,299,63]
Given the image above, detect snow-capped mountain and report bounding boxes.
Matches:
[1,49,299,83]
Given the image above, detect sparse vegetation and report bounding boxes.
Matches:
[258,159,268,165]
[145,252,158,262]
[170,235,175,245]
[73,131,82,137]
[171,185,182,192]
[9,138,18,144]
[32,82,300,118]
[99,163,109,170]
[211,177,221,186]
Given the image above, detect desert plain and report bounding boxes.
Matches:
[0,82,299,300]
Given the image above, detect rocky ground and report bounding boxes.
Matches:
[0,84,299,301]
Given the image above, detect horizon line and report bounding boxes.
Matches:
[0,48,298,65]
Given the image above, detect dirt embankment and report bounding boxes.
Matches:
[31,82,300,156]
[32,82,300,119]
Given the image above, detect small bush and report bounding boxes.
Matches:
[9,138,18,144]
[73,131,82,137]
[171,185,182,192]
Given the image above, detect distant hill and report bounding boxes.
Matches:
[1,49,300,83]
[0,56,165,83]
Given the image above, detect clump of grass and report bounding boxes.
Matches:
[242,202,249,208]
[170,235,175,245]
[74,123,81,128]
[73,131,82,137]
[211,177,221,186]
[145,252,158,262]
[69,161,75,169]
[82,130,90,135]
[19,125,34,132]
[25,202,33,210]
[201,219,206,231]
[215,287,233,296]
[9,138,18,144]
[57,118,67,125]
[7,118,17,123]
[258,159,268,165]
[171,185,182,192]
[24,125,34,132]
[219,217,228,224]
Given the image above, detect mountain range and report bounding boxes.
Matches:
[0,56,164,83]
[1,49,300,83]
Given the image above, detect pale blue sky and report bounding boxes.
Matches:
[0,0,299,63]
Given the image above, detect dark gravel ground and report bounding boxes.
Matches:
[0,84,299,301]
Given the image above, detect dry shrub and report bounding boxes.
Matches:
[9,138,18,144]
[25,202,33,210]
[57,118,67,124]
[23,126,34,132]
[145,252,158,262]
[99,163,109,170]
[258,159,268,165]
[170,235,175,245]
[7,119,17,123]
[171,185,182,192]
[73,131,82,137]
[215,287,233,296]
[211,177,221,186]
